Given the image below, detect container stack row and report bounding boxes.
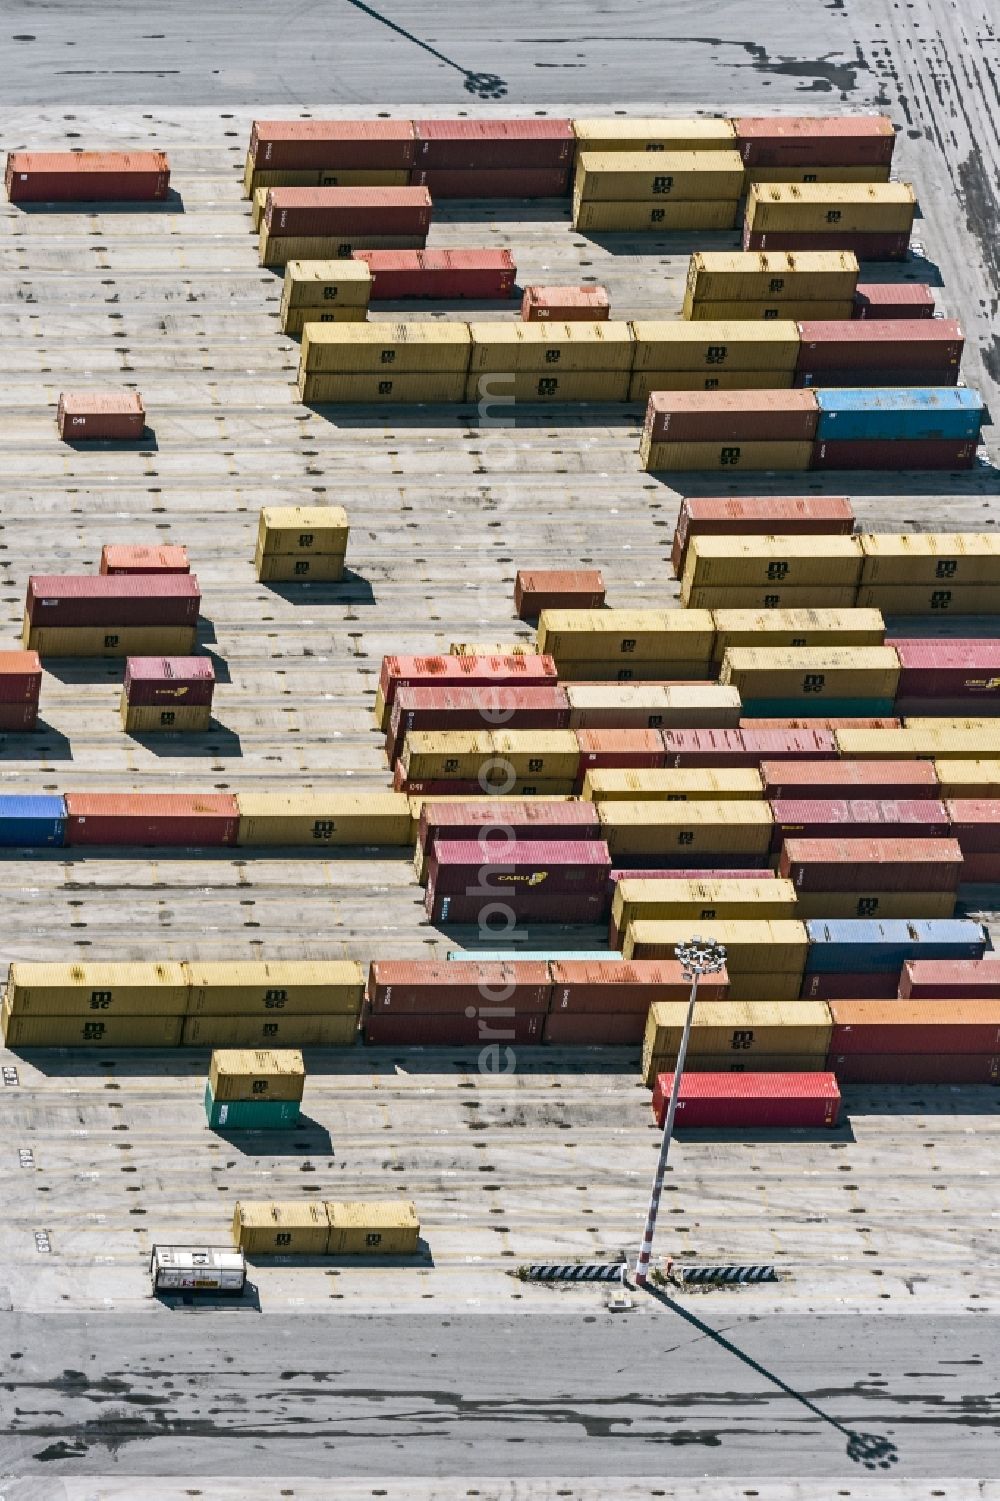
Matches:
[682,249,935,323]
[232,1200,420,1256]
[23,575,201,658]
[205,1049,305,1129]
[254,505,349,583]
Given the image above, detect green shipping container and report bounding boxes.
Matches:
[204,1082,300,1130]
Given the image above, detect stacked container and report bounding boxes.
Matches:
[0,651,43,732]
[243,119,416,196]
[679,534,864,612]
[711,609,885,664]
[743,183,916,260]
[779,836,962,920]
[733,116,896,180]
[7,151,170,202]
[386,684,572,768]
[395,728,580,796]
[624,919,810,1002]
[630,320,800,404]
[411,119,574,198]
[413,799,599,884]
[2,962,189,1049]
[826,1001,1000,1084]
[183,960,364,1047]
[811,388,982,471]
[205,1049,305,1129]
[682,250,859,322]
[121,657,215,734]
[597,799,773,869]
[259,186,431,267]
[800,918,987,1002]
[641,998,832,1087]
[640,387,816,472]
[57,390,145,442]
[364,960,550,1045]
[671,495,855,579]
[357,249,517,300]
[890,638,1000,718]
[572,149,744,232]
[611,877,798,940]
[466,322,635,403]
[536,609,715,682]
[279,259,371,335]
[796,322,964,390]
[236,791,412,846]
[255,505,349,583]
[298,321,470,403]
[572,117,739,159]
[546,957,729,1045]
[375,653,558,730]
[721,645,899,719]
[424,838,612,924]
[853,283,935,320]
[857,532,1000,613]
[23,575,200,657]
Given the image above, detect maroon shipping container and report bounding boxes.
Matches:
[549,958,729,1013]
[124,657,216,708]
[249,120,417,171]
[515,570,606,620]
[943,801,1000,855]
[811,438,977,471]
[899,958,1000,1000]
[0,652,42,705]
[745,719,901,730]
[356,248,516,300]
[801,969,902,1000]
[58,390,145,441]
[779,836,963,893]
[661,728,838,769]
[100,544,189,575]
[366,960,551,1014]
[428,890,607,925]
[543,1011,646,1044]
[645,389,820,446]
[853,283,935,319]
[263,187,432,238]
[363,1010,544,1045]
[761,758,940,800]
[744,229,910,260]
[410,167,571,197]
[426,838,611,899]
[734,116,896,168]
[796,319,963,371]
[418,800,601,860]
[0,703,38,731]
[889,639,1000,701]
[827,1052,999,1085]
[6,151,169,203]
[796,367,960,390]
[412,119,574,170]
[26,575,201,629]
[829,999,1000,1055]
[522,286,611,322]
[671,494,853,578]
[378,653,557,722]
[575,729,668,782]
[652,1070,841,1128]
[769,798,951,851]
[957,853,1000,882]
[896,698,1000,719]
[388,685,571,766]
[64,792,238,847]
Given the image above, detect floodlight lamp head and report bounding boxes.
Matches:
[675,936,727,981]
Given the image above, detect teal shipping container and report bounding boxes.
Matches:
[740,698,897,719]
[204,1082,300,1129]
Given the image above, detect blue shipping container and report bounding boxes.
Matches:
[446,949,620,962]
[804,918,987,974]
[814,387,984,443]
[0,795,66,847]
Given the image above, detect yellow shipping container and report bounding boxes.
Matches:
[596,799,773,859]
[6,961,189,1017]
[210,1048,306,1102]
[255,552,346,583]
[745,165,891,185]
[582,767,764,802]
[301,321,471,375]
[572,118,737,153]
[252,186,269,231]
[565,683,741,730]
[299,370,467,403]
[236,791,412,846]
[259,231,425,266]
[629,371,796,400]
[2,1003,182,1047]
[187,961,365,1017]
[464,370,630,403]
[281,304,368,336]
[574,150,745,201]
[859,533,1000,586]
[685,298,855,322]
[449,641,532,657]
[283,258,373,308]
[572,200,739,233]
[682,534,863,592]
[623,918,809,971]
[722,972,809,1002]
[855,584,1000,614]
[613,877,798,933]
[467,321,635,374]
[793,891,956,920]
[647,1050,827,1081]
[835,728,999,760]
[642,998,831,1084]
[258,505,349,558]
[686,585,860,612]
[232,1201,331,1256]
[711,608,884,661]
[643,439,813,473]
[245,167,408,196]
[631,319,800,372]
[903,719,1000,733]
[23,624,197,657]
[182,1014,358,1047]
[934,760,1000,798]
[545,657,714,682]
[745,181,916,234]
[326,1200,421,1255]
[537,608,715,665]
[120,702,212,733]
[684,249,860,305]
[400,729,580,783]
[720,645,900,701]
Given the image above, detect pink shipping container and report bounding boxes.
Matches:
[521,286,611,321]
[943,801,1000,854]
[811,438,977,471]
[356,248,516,299]
[779,836,963,892]
[652,1070,842,1128]
[64,792,238,847]
[671,494,853,578]
[761,759,941,800]
[388,684,571,765]
[58,390,145,441]
[378,653,557,724]
[426,838,610,899]
[263,186,432,238]
[889,639,1000,701]
[549,958,729,1013]
[646,390,819,447]
[363,1010,544,1045]
[6,151,169,202]
[828,999,1000,1055]
[249,120,417,171]
[899,958,1000,1000]
[418,800,601,861]
[744,229,910,260]
[100,544,189,575]
[734,116,896,168]
[796,320,963,371]
[428,891,607,925]
[769,798,951,851]
[575,729,668,785]
[802,969,902,1000]
[661,728,837,768]
[543,1011,646,1044]
[827,1052,999,1084]
[745,719,901,731]
[26,575,200,629]
[410,167,570,197]
[412,119,574,169]
[0,652,42,705]
[366,960,551,1013]
[123,657,215,708]
[853,283,935,319]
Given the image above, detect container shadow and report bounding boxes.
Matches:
[211,1113,333,1156]
[306,400,643,430]
[0,721,73,760]
[661,1119,858,1144]
[659,462,1000,500]
[244,1241,434,1269]
[16,192,185,215]
[577,228,740,256]
[372,296,520,314]
[841,1083,1000,1115]
[433,200,572,225]
[34,658,124,685]
[125,722,243,758]
[155,1281,261,1312]
[260,569,376,607]
[62,429,158,454]
[198,646,232,686]
[195,615,218,646]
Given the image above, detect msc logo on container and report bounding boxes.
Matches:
[651,175,674,195]
[311,821,336,840]
[935,559,958,578]
[802,674,826,694]
[730,1029,754,1050]
[89,990,113,1010]
[264,990,289,1009]
[706,345,729,365]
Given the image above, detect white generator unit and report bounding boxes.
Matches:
[149,1244,247,1294]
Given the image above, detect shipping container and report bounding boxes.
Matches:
[64,792,238,847]
[744,229,910,261]
[515,570,605,619]
[257,505,349,558]
[798,321,963,373]
[183,1014,357,1047]
[612,878,797,935]
[0,651,42,706]
[853,283,935,319]
[262,231,427,268]
[326,1200,420,1256]
[468,320,635,374]
[684,586,861,613]
[6,960,188,1017]
[377,653,557,728]
[120,703,211,734]
[624,918,809,972]
[899,958,1000,1000]
[573,200,738,233]
[860,532,1000,586]
[24,623,197,659]
[812,387,982,444]
[57,390,145,441]
[538,610,716,668]
[411,167,569,196]
[629,371,797,402]
[366,960,551,1014]
[720,645,898,703]
[188,961,363,1017]
[711,608,884,662]
[357,248,517,300]
[794,891,956,921]
[0,795,65,847]
[236,791,411,847]
[521,286,611,322]
[413,118,573,169]
[672,494,854,577]
[889,639,1000,702]
[575,149,745,201]
[761,758,940,800]
[662,726,838,768]
[684,249,859,306]
[232,1201,331,1256]
[837,728,1000,760]
[856,584,995,614]
[566,683,741,732]
[801,969,902,999]
[205,1085,300,1130]
[1,1005,182,1047]
[425,838,610,899]
[643,439,813,474]
[388,684,571,765]
[415,798,598,879]
[745,718,901,731]
[301,320,470,375]
[263,186,431,239]
[210,1048,306,1102]
[583,766,764,803]
[6,151,169,202]
[446,950,619,962]
[733,116,896,168]
[687,299,856,322]
[935,761,1000,798]
[549,958,729,1013]
[249,120,417,171]
[26,574,200,629]
[642,998,831,1086]
[124,656,215,707]
[827,1051,999,1084]
[299,368,470,404]
[644,389,819,445]
[770,797,949,849]
[746,182,914,234]
[282,257,373,309]
[542,1011,646,1044]
[464,371,630,403]
[652,1069,841,1128]
[682,534,863,598]
[829,998,1000,1054]
[101,545,190,576]
[574,118,737,153]
[362,1010,543,1044]
[597,798,773,860]
[804,917,987,973]
[574,729,670,782]
[399,728,579,785]
[781,836,962,893]
[631,319,799,373]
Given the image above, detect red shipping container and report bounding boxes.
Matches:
[356,248,516,300]
[0,703,38,732]
[889,639,1000,701]
[796,367,960,390]
[366,960,551,1014]
[796,319,963,371]
[943,801,1000,854]
[388,684,571,766]
[412,119,574,170]
[744,229,910,260]
[58,390,145,441]
[745,719,901,730]
[515,570,606,620]
[769,798,951,851]
[26,575,201,629]
[828,999,1000,1055]
[0,652,42,705]
[671,494,853,578]
[779,836,963,892]
[6,151,169,203]
[124,657,216,708]
[521,286,611,322]
[811,439,976,471]
[957,853,1000,882]
[734,116,896,168]
[761,758,941,800]
[100,544,189,575]
[379,653,557,722]
[428,891,607,925]
[64,792,238,847]
[853,283,935,319]
[645,389,819,446]
[575,729,668,782]
[652,1070,841,1128]
[426,838,610,899]
[543,1011,646,1044]
[363,1010,543,1045]
[411,167,570,197]
[263,187,432,238]
[899,958,1000,1000]
[250,120,416,170]
[801,969,902,1000]
[661,728,837,768]
[827,1052,999,1084]
[418,800,600,860]
[549,958,729,1013]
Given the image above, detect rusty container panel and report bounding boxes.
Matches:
[64,792,239,847]
[899,959,1000,999]
[26,574,200,628]
[412,119,574,169]
[7,151,170,201]
[249,120,417,170]
[264,186,432,237]
[779,836,963,892]
[366,960,551,1014]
